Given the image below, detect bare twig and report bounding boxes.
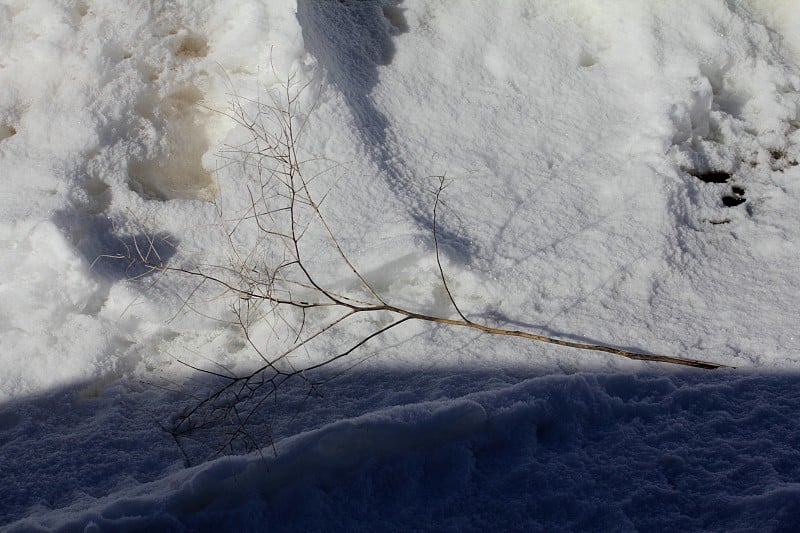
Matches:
[432,174,471,324]
[110,75,727,462]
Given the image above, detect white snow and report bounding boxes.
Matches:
[1,0,800,530]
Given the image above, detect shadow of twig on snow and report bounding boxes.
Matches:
[53,210,178,281]
[297,0,404,156]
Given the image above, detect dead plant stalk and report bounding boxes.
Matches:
[109,80,726,460]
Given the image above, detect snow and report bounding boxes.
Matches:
[7,373,800,531]
[1,0,800,530]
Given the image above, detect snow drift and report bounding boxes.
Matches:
[2,0,800,529]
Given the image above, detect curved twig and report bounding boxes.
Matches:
[432,174,472,324]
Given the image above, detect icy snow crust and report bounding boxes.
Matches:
[2,0,800,529]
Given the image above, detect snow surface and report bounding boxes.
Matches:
[2,0,800,530]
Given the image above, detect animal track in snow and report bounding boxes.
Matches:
[121,15,218,201]
[669,64,800,226]
[175,32,209,58]
[129,83,217,201]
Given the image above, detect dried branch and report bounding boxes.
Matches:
[109,75,727,463]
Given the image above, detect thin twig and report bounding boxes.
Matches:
[432,174,471,324]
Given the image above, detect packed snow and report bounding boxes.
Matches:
[2,0,800,530]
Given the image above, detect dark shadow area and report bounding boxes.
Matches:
[722,193,746,207]
[296,1,472,257]
[4,365,800,530]
[172,368,800,532]
[296,1,402,154]
[0,377,183,526]
[53,210,178,281]
[689,169,731,184]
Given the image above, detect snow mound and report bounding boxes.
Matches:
[6,398,487,531]
[7,373,800,531]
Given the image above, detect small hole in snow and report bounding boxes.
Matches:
[731,186,745,196]
[579,51,598,68]
[722,195,746,207]
[0,124,16,140]
[690,170,731,184]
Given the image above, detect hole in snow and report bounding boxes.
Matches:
[83,177,111,214]
[767,149,799,171]
[689,170,731,184]
[579,51,598,68]
[724,185,746,208]
[722,195,746,207]
[0,124,16,140]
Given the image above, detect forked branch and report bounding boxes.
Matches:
[110,79,727,462]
